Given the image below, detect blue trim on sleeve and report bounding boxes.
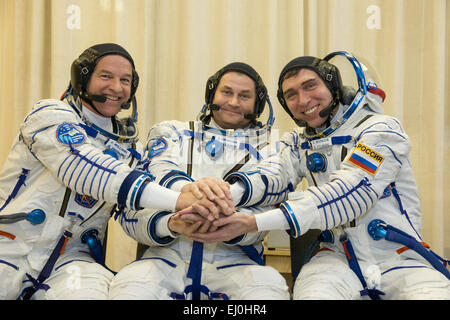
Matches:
[224,172,252,206]
[147,211,177,245]
[117,170,146,208]
[159,170,194,188]
[280,202,300,237]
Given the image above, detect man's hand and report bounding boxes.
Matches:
[181,177,232,204]
[187,212,257,243]
[175,192,235,221]
[168,215,216,236]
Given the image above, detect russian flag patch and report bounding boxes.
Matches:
[348,142,384,175]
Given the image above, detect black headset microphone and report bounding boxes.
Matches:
[318,98,339,118]
[82,91,107,103]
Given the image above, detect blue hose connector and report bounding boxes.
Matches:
[306,153,327,172]
[26,209,46,225]
[367,219,388,240]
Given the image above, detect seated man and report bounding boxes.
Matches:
[0,43,221,300]
[182,52,450,300]
[109,62,290,300]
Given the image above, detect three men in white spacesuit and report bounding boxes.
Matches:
[182,52,450,299]
[0,43,226,300]
[108,62,290,300]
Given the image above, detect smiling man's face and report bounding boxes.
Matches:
[211,71,256,129]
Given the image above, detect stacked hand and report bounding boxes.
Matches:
[171,177,235,236]
[172,177,257,241]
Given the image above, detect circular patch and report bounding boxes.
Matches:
[56,122,86,146]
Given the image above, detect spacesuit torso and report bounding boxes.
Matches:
[119,119,275,265]
[235,92,423,264]
[0,95,143,275]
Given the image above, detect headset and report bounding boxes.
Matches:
[277,51,369,134]
[199,62,274,128]
[70,43,139,111]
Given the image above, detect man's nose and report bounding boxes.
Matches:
[297,90,310,108]
[228,94,240,107]
[110,77,122,92]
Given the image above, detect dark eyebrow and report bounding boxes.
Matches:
[301,78,317,87]
[283,87,296,97]
[98,69,132,79]
[220,85,252,94]
[283,78,317,96]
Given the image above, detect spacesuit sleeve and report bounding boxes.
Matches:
[225,130,303,207]
[279,116,411,237]
[19,100,167,211]
[145,121,194,189]
[117,208,178,247]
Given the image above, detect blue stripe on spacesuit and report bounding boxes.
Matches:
[333,180,352,221]
[89,164,101,196]
[358,128,407,143]
[159,160,181,167]
[336,179,365,217]
[68,211,84,221]
[358,186,373,211]
[129,174,148,210]
[117,170,145,208]
[66,154,88,188]
[53,259,92,272]
[266,181,294,200]
[379,144,402,165]
[187,241,204,300]
[320,187,337,227]
[60,154,79,182]
[159,170,194,188]
[381,265,430,275]
[308,178,378,228]
[24,104,61,122]
[29,126,52,153]
[57,153,73,178]
[307,189,328,228]
[225,172,252,206]
[101,161,122,200]
[334,179,358,221]
[81,155,100,194]
[183,129,205,141]
[59,149,119,195]
[280,202,301,237]
[216,263,254,270]
[78,123,98,138]
[120,211,138,235]
[94,158,115,199]
[74,156,92,193]
[137,257,177,268]
[259,166,282,177]
[101,171,113,201]
[0,168,30,212]
[70,148,118,174]
[147,211,176,245]
[251,175,269,207]
[0,259,19,271]
[389,182,422,240]
[326,184,344,225]
[355,122,407,166]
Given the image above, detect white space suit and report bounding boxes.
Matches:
[0,91,164,299]
[228,90,450,299]
[109,119,290,300]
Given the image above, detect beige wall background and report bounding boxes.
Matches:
[0,0,449,272]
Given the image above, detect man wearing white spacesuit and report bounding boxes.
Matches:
[108,62,290,300]
[183,52,450,299]
[0,43,225,300]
